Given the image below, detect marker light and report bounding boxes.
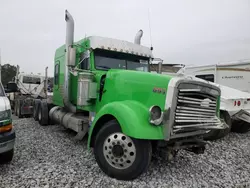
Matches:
[237,101,241,106]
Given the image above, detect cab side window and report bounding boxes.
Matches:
[81,58,90,70]
[80,51,90,70]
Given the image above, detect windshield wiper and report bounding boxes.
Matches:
[96,65,111,70]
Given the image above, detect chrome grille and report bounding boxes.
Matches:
[173,89,221,133]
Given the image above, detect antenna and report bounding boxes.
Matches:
[147,8,153,51]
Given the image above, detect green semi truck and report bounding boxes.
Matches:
[6,10,226,180]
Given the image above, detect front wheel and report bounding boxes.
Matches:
[94,120,152,180]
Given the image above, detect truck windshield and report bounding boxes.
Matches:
[94,49,149,72]
[23,76,41,84]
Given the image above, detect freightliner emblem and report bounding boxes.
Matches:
[153,87,166,94]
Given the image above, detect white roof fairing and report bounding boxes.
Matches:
[88,36,153,58]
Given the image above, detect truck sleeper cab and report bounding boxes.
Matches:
[8,66,49,119]
[29,10,226,180]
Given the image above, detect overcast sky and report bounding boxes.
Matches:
[1,0,250,76]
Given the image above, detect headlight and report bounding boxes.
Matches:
[149,105,164,126]
[0,109,11,121]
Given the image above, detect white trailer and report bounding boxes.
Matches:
[150,62,250,139]
[182,60,250,93]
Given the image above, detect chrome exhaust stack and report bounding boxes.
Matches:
[64,10,76,113]
[134,30,143,45]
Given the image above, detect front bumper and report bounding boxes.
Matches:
[0,128,15,154]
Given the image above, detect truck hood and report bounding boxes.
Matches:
[103,69,221,112]
[103,69,175,110]
[106,69,174,87]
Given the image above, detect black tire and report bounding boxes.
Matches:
[93,119,152,180]
[16,100,23,118]
[47,103,54,125]
[203,111,232,140]
[14,99,18,116]
[231,120,250,133]
[38,101,49,126]
[0,149,14,164]
[33,99,41,121]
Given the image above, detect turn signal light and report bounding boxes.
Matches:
[0,124,12,133]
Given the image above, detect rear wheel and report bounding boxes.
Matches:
[93,119,152,180]
[47,103,55,125]
[0,149,14,164]
[38,101,49,126]
[14,99,18,116]
[203,111,232,140]
[33,99,41,121]
[16,100,23,118]
[231,120,250,133]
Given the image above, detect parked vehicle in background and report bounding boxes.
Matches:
[0,82,15,164]
[7,66,53,118]
[183,60,250,93]
[6,10,226,180]
[150,61,250,140]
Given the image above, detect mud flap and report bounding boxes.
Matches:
[74,119,89,140]
[74,126,88,140]
[232,110,250,123]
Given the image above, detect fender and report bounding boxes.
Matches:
[87,100,165,148]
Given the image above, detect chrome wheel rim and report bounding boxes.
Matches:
[103,133,136,170]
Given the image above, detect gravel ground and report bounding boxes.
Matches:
[1,118,250,188]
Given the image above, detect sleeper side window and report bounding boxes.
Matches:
[54,63,60,85]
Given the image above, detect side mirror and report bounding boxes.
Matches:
[5,82,18,93]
